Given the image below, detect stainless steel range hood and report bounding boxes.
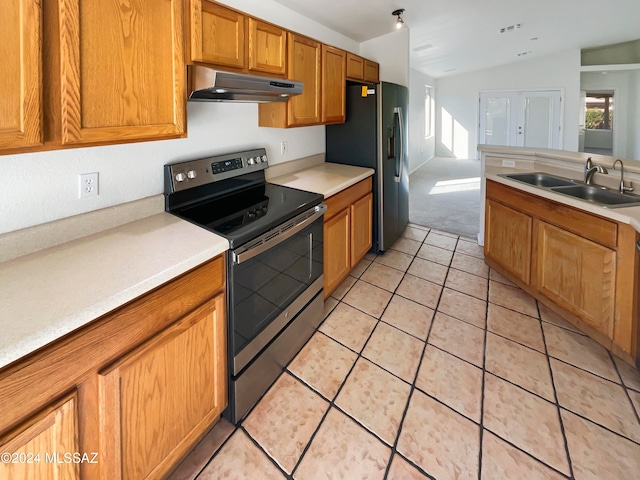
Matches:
[188,66,303,103]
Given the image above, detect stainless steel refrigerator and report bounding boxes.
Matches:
[326,81,409,252]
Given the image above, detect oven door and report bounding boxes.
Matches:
[229,204,326,375]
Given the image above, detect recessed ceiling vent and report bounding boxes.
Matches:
[517,50,533,57]
[500,23,522,33]
[413,44,433,52]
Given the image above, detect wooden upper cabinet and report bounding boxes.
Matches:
[364,59,380,83]
[0,0,42,150]
[248,18,286,76]
[287,33,322,126]
[57,0,186,146]
[345,52,364,81]
[259,32,321,128]
[189,0,246,69]
[322,45,346,124]
[0,394,79,480]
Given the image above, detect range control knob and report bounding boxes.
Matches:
[247,158,255,165]
[175,172,186,182]
[261,155,267,163]
[187,169,197,179]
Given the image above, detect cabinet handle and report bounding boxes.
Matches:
[636,240,640,253]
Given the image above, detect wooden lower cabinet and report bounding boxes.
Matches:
[351,193,373,267]
[323,178,373,298]
[324,208,351,296]
[485,179,639,361]
[485,198,532,284]
[535,221,616,337]
[0,257,226,480]
[0,394,80,480]
[99,296,226,480]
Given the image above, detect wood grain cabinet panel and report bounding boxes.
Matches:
[0,0,42,149]
[322,45,346,124]
[58,0,186,145]
[364,60,380,83]
[350,192,373,267]
[485,198,532,284]
[536,221,616,337]
[99,296,226,480]
[189,0,246,69]
[259,33,321,127]
[248,18,286,76]
[0,394,80,480]
[345,53,364,81]
[324,208,351,297]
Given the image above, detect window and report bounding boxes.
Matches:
[585,92,613,130]
[425,85,433,137]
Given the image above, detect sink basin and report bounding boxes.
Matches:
[551,185,640,208]
[504,172,576,188]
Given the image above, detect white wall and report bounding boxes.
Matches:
[581,69,640,160]
[408,69,436,173]
[216,0,359,52]
[360,29,410,87]
[0,0,354,235]
[435,49,581,159]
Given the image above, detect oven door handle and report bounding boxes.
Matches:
[232,203,327,264]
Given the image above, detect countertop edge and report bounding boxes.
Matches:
[0,213,228,371]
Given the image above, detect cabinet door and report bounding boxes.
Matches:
[248,18,286,76]
[322,45,346,124]
[536,221,616,337]
[0,0,42,150]
[189,0,246,69]
[287,33,321,126]
[351,193,373,266]
[58,0,186,145]
[0,394,79,480]
[485,199,532,284]
[346,53,364,81]
[364,60,380,83]
[324,208,351,298]
[99,296,226,480]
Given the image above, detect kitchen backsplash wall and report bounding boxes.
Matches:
[0,103,324,235]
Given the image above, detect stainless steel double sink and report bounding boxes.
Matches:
[498,172,640,208]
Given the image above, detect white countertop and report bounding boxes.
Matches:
[269,162,374,198]
[0,213,228,370]
[479,146,640,235]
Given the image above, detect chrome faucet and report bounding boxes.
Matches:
[584,157,608,185]
[613,159,634,194]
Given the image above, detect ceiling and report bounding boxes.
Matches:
[271,0,640,78]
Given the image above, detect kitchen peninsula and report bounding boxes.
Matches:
[479,145,640,369]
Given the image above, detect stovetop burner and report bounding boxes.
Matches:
[164,148,323,248]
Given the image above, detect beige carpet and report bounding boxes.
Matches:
[409,156,481,239]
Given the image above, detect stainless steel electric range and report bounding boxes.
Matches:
[164,148,326,423]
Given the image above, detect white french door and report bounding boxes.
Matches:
[479,90,562,149]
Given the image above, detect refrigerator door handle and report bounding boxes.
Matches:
[394,107,404,183]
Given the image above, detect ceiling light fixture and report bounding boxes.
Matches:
[392,9,405,29]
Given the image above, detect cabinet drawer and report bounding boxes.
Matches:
[486,180,617,248]
[324,177,372,220]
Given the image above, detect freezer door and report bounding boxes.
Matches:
[378,82,409,251]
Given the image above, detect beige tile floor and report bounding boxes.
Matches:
[169,224,640,480]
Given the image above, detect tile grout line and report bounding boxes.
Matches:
[380,233,457,480]
[537,299,576,479]
[608,349,640,435]
[477,261,491,480]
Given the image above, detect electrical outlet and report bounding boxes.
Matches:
[79,172,99,198]
[281,141,288,156]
